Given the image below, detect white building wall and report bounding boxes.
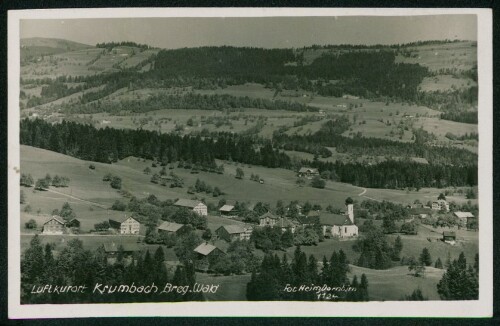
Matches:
[193,203,208,216]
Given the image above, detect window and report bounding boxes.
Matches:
[345,227,347,233]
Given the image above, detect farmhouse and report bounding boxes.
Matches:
[443,231,457,243]
[103,242,141,257]
[193,242,225,271]
[174,199,208,216]
[120,216,146,235]
[297,167,319,178]
[259,211,298,233]
[219,204,236,217]
[215,225,253,242]
[432,200,450,211]
[259,211,279,227]
[42,216,66,235]
[157,221,190,236]
[453,211,474,228]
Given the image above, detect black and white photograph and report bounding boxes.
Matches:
[7,8,493,318]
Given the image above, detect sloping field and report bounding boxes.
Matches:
[349,265,445,301]
[20,145,364,232]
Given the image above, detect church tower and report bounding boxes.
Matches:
[345,197,354,223]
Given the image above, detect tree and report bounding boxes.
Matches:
[20,173,34,187]
[437,252,478,300]
[235,168,244,179]
[59,202,76,221]
[202,229,212,241]
[419,248,432,266]
[25,219,37,230]
[212,187,222,197]
[143,167,151,175]
[393,235,403,261]
[438,193,446,201]
[359,273,369,301]
[310,176,326,189]
[111,200,127,211]
[110,176,122,189]
[400,221,418,235]
[408,256,425,277]
[150,173,160,184]
[405,288,427,301]
[435,257,443,269]
[35,178,50,191]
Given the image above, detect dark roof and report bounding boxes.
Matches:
[217,225,246,234]
[297,216,320,225]
[109,219,122,228]
[443,231,456,237]
[319,213,352,226]
[103,243,140,253]
[175,199,205,208]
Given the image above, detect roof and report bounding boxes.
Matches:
[259,211,278,220]
[299,167,318,173]
[175,199,205,208]
[194,243,219,256]
[307,211,320,217]
[158,221,185,232]
[319,213,352,226]
[122,216,141,224]
[297,216,320,225]
[454,211,474,218]
[219,205,235,212]
[277,218,297,228]
[103,242,140,252]
[434,200,448,204]
[218,225,246,234]
[443,231,456,237]
[44,216,65,225]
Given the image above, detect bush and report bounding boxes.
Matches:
[94,221,110,231]
[25,219,37,229]
[310,176,326,189]
[110,176,122,189]
[111,200,127,211]
[89,164,96,170]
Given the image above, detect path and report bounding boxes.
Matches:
[46,188,108,209]
[357,187,382,202]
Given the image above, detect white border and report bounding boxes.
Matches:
[8,7,493,318]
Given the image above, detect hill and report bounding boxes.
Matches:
[21,37,92,61]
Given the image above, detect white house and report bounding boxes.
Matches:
[432,200,450,212]
[42,216,66,235]
[120,216,145,235]
[174,199,208,216]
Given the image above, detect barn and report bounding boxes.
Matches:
[174,199,208,216]
[297,167,319,178]
[215,225,252,242]
[193,242,225,272]
[157,221,190,236]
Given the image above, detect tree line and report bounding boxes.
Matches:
[247,246,368,301]
[21,235,200,304]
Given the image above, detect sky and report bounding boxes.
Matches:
[20,15,477,49]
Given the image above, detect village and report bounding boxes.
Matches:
[30,165,478,274]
